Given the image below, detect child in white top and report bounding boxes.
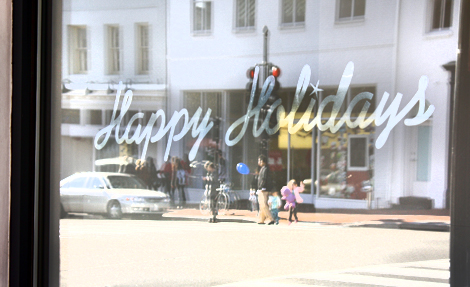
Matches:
[268,191,282,225]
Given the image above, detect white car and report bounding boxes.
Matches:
[60,172,170,219]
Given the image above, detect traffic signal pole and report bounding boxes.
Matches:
[260,26,270,159]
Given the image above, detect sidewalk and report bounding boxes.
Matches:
[163,206,450,231]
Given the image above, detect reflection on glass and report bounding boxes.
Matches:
[58,1,455,285]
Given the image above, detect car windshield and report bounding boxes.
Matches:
[107,176,147,189]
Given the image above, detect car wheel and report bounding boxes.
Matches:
[60,203,68,219]
[107,200,122,219]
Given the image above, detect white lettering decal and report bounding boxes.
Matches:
[95,63,435,161]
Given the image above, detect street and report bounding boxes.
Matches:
[60,214,449,287]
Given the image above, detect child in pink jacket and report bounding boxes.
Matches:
[281,179,304,224]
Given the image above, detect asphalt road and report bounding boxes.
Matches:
[60,215,449,287]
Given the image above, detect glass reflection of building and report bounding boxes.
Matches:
[61,0,167,179]
[62,0,458,210]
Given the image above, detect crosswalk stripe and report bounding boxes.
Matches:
[217,281,317,287]
[296,273,448,287]
[213,259,450,287]
[353,266,449,280]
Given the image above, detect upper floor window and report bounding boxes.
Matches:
[235,0,256,30]
[430,0,453,31]
[68,25,88,74]
[106,25,121,74]
[62,109,80,124]
[337,0,366,22]
[281,0,305,27]
[193,0,212,34]
[136,24,150,74]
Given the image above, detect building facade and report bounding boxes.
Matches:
[61,0,168,179]
[166,0,458,209]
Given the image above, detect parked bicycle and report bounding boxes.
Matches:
[199,181,240,215]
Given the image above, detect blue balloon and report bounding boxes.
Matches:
[236,163,250,175]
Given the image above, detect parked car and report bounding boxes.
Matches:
[60,172,170,219]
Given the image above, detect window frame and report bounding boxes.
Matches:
[68,25,88,74]
[427,0,453,32]
[347,134,370,171]
[136,23,150,75]
[335,0,366,23]
[279,0,306,28]
[106,24,121,74]
[191,0,213,35]
[6,0,470,285]
[233,0,256,32]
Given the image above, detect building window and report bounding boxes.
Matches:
[430,0,452,31]
[107,25,121,74]
[193,0,212,33]
[337,0,366,21]
[281,0,305,27]
[90,110,102,125]
[416,126,432,181]
[235,0,255,30]
[319,85,376,118]
[348,135,369,171]
[62,109,80,124]
[136,24,150,74]
[68,26,88,74]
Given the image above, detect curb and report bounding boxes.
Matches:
[353,222,450,232]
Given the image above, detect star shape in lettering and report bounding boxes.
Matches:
[310,80,323,96]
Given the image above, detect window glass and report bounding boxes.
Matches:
[63,176,87,188]
[62,109,80,124]
[57,1,455,286]
[235,0,255,29]
[107,25,121,74]
[86,176,105,189]
[68,25,88,74]
[89,110,102,125]
[137,23,150,74]
[338,0,365,21]
[107,175,147,189]
[282,0,305,26]
[431,0,453,30]
[193,0,212,33]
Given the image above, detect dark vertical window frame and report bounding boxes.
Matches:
[10,0,60,286]
[450,0,470,285]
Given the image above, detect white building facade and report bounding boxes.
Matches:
[166,0,459,209]
[61,0,167,179]
[60,0,458,209]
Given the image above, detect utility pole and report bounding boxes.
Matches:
[259,26,270,159]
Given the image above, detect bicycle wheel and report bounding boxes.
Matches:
[216,193,228,215]
[199,195,210,215]
[232,191,241,210]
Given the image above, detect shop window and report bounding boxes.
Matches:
[235,0,256,30]
[183,91,222,188]
[349,86,376,118]
[193,0,212,34]
[62,109,80,124]
[318,85,375,120]
[90,110,102,125]
[337,0,366,22]
[136,24,150,74]
[348,135,369,171]
[106,25,121,74]
[281,0,305,27]
[68,25,88,74]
